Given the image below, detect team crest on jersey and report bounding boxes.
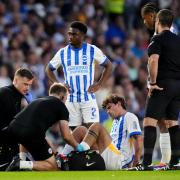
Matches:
[82,55,87,64]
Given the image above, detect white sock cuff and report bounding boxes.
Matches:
[20,161,33,170]
[61,144,74,155]
[80,141,90,150]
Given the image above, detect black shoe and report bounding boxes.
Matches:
[0,162,10,171]
[169,163,180,170]
[126,163,154,171]
[6,156,20,171]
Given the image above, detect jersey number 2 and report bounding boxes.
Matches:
[91,107,96,119]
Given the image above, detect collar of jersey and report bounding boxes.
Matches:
[114,112,127,121]
[69,42,86,51]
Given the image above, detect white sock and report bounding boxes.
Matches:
[62,144,74,155]
[20,161,33,170]
[80,141,90,150]
[159,133,171,164]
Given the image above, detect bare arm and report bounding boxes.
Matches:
[59,120,78,149]
[148,54,163,97]
[132,134,143,167]
[88,59,112,93]
[45,65,59,83]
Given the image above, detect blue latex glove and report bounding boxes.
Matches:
[24,92,33,104]
[76,144,85,152]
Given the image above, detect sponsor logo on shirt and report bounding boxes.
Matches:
[67,65,89,74]
[133,121,138,130]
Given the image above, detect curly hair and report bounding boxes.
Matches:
[102,94,126,110]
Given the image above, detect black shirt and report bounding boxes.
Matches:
[0,85,23,130]
[148,30,180,80]
[12,96,69,137]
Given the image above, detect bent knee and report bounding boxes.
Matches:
[73,126,87,133]
[72,126,87,142]
[89,122,101,130]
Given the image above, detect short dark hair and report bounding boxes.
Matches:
[157,9,174,28]
[49,83,67,95]
[14,68,34,80]
[102,94,126,110]
[141,2,158,15]
[70,21,87,34]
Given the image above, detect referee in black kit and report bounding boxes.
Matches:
[0,68,34,170]
[137,9,180,170]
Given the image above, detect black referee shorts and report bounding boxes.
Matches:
[145,79,180,120]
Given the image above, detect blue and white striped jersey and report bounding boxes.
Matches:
[110,112,142,166]
[48,42,108,102]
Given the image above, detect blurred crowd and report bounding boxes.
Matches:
[0,0,180,127]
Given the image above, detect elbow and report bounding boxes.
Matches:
[139,135,143,143]
[45,64,50,74]
[109,64,113,74]
[137,135,143,146]
[108,62,113,75]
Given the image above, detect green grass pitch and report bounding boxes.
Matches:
[0,171,180,180]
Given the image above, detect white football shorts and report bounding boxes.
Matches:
[101,143,130,170]
[65,99,99,127]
